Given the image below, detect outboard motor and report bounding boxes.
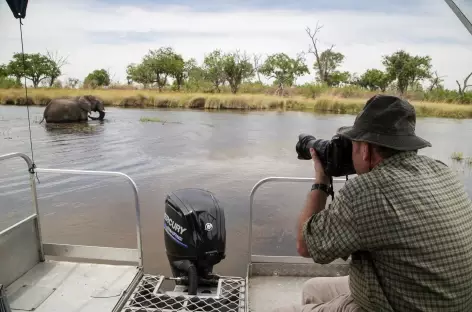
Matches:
[164,188,226,295]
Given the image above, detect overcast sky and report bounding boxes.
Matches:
[1,0,471,89]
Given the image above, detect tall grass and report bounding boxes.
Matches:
[1,88,472,119]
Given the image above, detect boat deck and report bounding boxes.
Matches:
[248,257,350,312]
[249,276,309,312]
[5,260,140,312]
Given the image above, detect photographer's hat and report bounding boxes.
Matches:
[337,94,431,150]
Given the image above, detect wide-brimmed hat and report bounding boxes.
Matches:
[337,94,431,150]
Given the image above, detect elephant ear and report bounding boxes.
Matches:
[77,96,92,112]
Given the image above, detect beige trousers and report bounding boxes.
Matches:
[273,276,362,312]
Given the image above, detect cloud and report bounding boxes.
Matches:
[1,0,471,89]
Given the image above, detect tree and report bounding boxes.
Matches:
[327,70,351,87]
[185,61,207,92]
[382,50,432,94]
[314,50,346,86]
[359,69,391,92]
[306,23,346,86]
[428,71,445,92]
[253,53,264,84]
[259,53,309,95]
[202,50,226,93]
[6,52,57,88]
[84,69,111,88]
[126,63,154,88]
[171,56,190,91]
[222,51,254,94]
[142,47,183,92]
[45,50,68,87]
[456,71,472,96]
[66,78,79,89]
[0,64,20,88]
[0,64,7,78]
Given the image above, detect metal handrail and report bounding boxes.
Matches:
[0,152,44,260]
[35,168,143,266]
[0,153,144,267]
[248,176,348,264]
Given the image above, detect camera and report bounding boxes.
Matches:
[296,133,356,177]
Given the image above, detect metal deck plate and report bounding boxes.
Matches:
[5,260,140,312]
[249,276,310,312]
[121,274,246,312]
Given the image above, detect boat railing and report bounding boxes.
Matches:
[0,152,143,288]
[247,176,351,277]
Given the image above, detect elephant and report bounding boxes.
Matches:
[39,95,106,123]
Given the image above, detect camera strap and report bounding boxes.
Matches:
[328,176,334,201]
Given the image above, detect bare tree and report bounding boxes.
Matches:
[428,71,445,91]
[456,71,472,96]
[305,22,334,84]
[253,53,263,83]
[46,50,68,87]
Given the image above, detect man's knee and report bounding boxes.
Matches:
[302,275,350,304]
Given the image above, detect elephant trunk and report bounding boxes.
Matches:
[98,110,105,120]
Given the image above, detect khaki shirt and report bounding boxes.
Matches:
[303,151,472,311]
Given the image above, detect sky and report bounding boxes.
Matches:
[1,0,471,89]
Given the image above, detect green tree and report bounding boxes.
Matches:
[6,52,57,88]
[328,70,351,87]
[84,69,111,88]
[359,69,391,92]
[202,50,226,93]
[382,50,432,94]
[259,53,309,95]
[222,51,254,94]
[0,64,7,78]
[171,57,191,91]
[142,47,183,92]
[313,50,346,86]
[185,61,208,92]
[0,64,21,88]
[126,63,154,88]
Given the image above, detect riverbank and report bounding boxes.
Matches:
[1,88,472,118]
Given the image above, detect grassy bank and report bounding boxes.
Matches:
[1,88,472,119]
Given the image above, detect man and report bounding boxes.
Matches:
[280,95,472,312]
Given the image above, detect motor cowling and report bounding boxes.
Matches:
[164,188,226,295]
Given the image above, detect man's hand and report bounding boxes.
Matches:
[310,148,330,184]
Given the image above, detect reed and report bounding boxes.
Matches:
[1,88,472,119]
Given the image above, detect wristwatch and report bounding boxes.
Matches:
[311,183,330,194]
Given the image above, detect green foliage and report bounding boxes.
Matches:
[0,77,21,88]
[84,69,110,88]
[126,63,154,87]
[221,51,254,94]
[6,52,59,88]
[184,62,210,92]
[172,58,194,91]
[382,50,432,94]
[202,50,226,92]
[259,53,309,93]
[358,69,391,92]
[328,71,351,87]
[0,64,8,78]
[314,50,347,86]
[141,47,184,92]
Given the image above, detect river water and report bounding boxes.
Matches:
[1,105,472,277]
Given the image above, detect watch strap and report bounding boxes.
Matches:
[311,183,334,199]
[311,183,329,194]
